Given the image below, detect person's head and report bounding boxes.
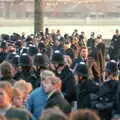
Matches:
[41,76,61,93]
[19,53,32,71]
[0,81,12,108]
[74,62,88,81]
[0,61,15,78]
[64,55,72,67]
[34,53,49,71]
[115,29,119,35]
[105,60,118,80]
[80,47,88,59]
[12,88,23,107]
[69,109,100,120]
[13,80,32,101]
[40,107,68,120]
[51,50,65,70]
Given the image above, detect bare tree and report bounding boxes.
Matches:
[34,0,44,34]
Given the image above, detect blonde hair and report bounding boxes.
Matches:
[64,55,72,67]
[0,81,13,99]
[12,88,23,98]
[40,70,55,81]
[13,80,32,93]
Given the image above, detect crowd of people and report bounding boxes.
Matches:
[0,28,120,120]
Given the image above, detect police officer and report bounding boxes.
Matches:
[87,32,95,49]
[97,60,119,120]
[34,53,50,85]
[14,53,37,89]
[51,50,76,103]
[110,29,120,61]
[74,62,99,109]
[0,41,8,63]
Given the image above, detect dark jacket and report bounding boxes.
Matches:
[56,66,76,103]
[71,56,85,69]
[87,38,95,48]
[76,79,99,109]
[45,91,71,114]
[110,35,120,60]
[97,80,118,120]
[5,107,33,120]
[14,70,38,89]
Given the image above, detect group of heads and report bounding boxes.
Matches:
[0,80,32,108]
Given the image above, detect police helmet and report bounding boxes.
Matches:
[74,62,88,78]
[106,60,118,74]
[34,53,49,67]
[11,54,20,67]
[19,53,32,66]
[52,50,64,65]
[6,52,16,61]
[29,45,38,56]
[0,41,7,49]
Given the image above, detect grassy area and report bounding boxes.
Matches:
[0,18,120,26]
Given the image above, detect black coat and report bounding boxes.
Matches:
[45,91,71,114]
[110,35,120,60]
[76,79,99,109]
[87,38,95,48]
[56,66,76,103]
[14,70,39,89]
[97,80,118,120]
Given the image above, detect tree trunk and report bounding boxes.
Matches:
[34,0,44,35]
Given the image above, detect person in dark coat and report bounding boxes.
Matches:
[33,53,50,86]
[109,29,120,61]
[14,53,37,89]
[87,32,95,49]
[51,50,76,103]
[97,60,119,120]
[74,62,99,109]
[42,76,71,114]
[71,46,88,70]
[0,41,8,64]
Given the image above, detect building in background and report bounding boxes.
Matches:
[0,0,120,18]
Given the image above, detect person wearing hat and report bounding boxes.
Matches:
[51,50,76,104]
[97,60,119,120]
[33,53,50,87]
[0,41,8,63]
[74,62,99,109]
[109,29,120,61]
[14,53,37,89]
[87,32,95,49]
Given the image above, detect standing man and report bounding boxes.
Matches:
[51,50,76,104]
[110,29,120,61]
[27,70,55,120]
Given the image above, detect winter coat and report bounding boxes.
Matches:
[45,91,71,114]
[76,79,99,109]
[56,66,76,103]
